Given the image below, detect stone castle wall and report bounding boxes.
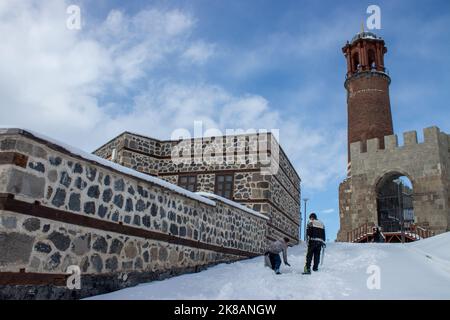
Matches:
[0,129,268,299]
[337,126,450,241]
[93,131,301,244]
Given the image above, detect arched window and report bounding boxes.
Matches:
[352,52,360,72]
[368,49,376,70]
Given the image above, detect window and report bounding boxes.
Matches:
[215,174,234,199]
[368,49,376,69]
[178,175,197,192]
[352,52,360,72]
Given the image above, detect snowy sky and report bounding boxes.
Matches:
[1,0,449,240]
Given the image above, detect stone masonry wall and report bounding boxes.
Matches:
[93,131,301,245]
[269,176,300,224]
[0,129,268,299]
[233,172,299,242]
[337,127,450,241]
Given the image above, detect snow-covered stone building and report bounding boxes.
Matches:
[94,131,301,245]
[0,128,299,299]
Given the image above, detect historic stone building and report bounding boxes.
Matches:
[94,131,301,244]
[0,127,299,299]
[337,32,450,242]
[0,129,272,299]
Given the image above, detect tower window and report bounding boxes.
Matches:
[215,174,234,199]
[178,175,197,192]
[368,49,376,69]
[352,52,360,72]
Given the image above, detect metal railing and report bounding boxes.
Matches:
[345,67,389,80]
[347,222,375,242]
[347,222,433,243]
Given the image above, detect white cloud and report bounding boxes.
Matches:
[181,41,216,65]
[321,209,335,214]
[0,0,345,190]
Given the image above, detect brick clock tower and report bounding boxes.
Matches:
[342,31,393,170]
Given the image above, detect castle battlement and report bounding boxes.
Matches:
[350,126,446,158]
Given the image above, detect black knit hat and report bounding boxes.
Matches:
[309,213,317,220]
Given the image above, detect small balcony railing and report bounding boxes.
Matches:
[345,67,389,80]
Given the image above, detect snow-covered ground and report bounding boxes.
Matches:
[89,232,450,300]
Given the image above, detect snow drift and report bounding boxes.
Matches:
[89,232,450,300]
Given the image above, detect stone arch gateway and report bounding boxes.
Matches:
[375,172,414,233]
[338,127,450,241]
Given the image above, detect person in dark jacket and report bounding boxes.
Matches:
[265,237,291,274]
[373,227,385,243]
[303,213,326,274]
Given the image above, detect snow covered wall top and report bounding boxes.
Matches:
[0,128,269,299]
[0,127,215,206]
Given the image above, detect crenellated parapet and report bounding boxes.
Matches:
[350,126,448,161]
[338,125,450,241]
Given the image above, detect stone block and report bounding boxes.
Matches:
[367,138,380,153]
[0,232,34,265]
[72,235,90,256]
[403,131,418,146]
[23,218,41,232]
[2,216,17,229]
[423,126,440,143]
[6,168,45,199]
[350,141,362,159]
[384,134,398,150]
[48,231,71,251]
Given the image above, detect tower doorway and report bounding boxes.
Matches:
[376,173,414,234]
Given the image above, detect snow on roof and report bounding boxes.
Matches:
[350,31,381,44]
[0,127,215,206]
[195,192,270,221]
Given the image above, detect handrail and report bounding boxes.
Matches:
[347,222,433,243]
[347,222,375,242]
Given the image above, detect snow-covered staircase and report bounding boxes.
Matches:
[347,222,434,243]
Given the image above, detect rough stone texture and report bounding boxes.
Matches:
[94,132,301,243]
[72,235,90,256]
[48,231,71,251]
[2,216,17,229]
[23,218,40,232]
[92,236,108,253]
[0,232,34,265]
[337,127,450,241]
[6,168,45,199]
[68,193,81,212]
[0,131,270,299]
[51,188,66,208]
[35,242,52,253]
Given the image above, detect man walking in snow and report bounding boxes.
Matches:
[303,213,326,274]
[265,237,291,274]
